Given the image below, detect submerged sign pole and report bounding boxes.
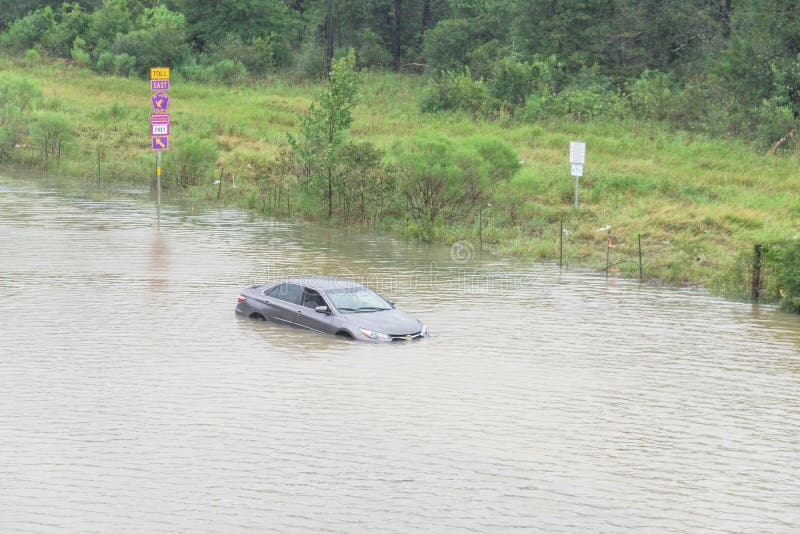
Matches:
[150,67,170,224]
[156,150,162,221]
[569,141,586,212]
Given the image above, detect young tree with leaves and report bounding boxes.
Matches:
[289,49,363,218]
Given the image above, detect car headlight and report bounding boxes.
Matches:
[359,328,391,341]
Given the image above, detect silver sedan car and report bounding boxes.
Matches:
[235,276,428,341]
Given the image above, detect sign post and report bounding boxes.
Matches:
[569,141,586,211]
[149,68,170,224]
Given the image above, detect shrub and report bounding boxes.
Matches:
[70,37,90,67]
[490,55,534,109]
[95,50,114,73]
[391,133,518,237]
[628,70,680,122]
[293,38,327,80]
[357,30,390,68]
[0,75,42,160]
[30,110,74,171]
[111,53,137,77]
[421,68,494,115]
[212,59,247,86]
[163,135,219,188]
[49,3,90,58]
[764,241,800,313]
[752,97,797,149]
[0,7,56,52]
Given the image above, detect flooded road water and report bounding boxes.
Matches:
[2,172,799,533]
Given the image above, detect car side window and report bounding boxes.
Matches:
[266,283,303,304]
[302,288,326,309]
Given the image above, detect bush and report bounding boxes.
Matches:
[357,30,390,68]
[0,7,56,52]
[421,68,494,115]
[111,53,137,77]
[30,110,74,170]
[95,50,114,73]
[70,37,90,67]
[525,67,627,121]
[0,75,42,160]
[48,3,90,58]
[752,97,797,149]
[293,38,327,79]
[391,133,518,237]
[764,241,800,313]
[212,59,247,86]
[163,136,219,188]
[490,56,534,109]
[628,70,680,122]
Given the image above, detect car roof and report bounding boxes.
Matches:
[268,276,368,292]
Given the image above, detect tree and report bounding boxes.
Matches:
[289,49,363,218]
[393,0,402,70]
[325,0,334,76]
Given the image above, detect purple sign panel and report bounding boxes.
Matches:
[152,137,169,151]
[151,92,169,113]
[150,114,169,124]
[151,79,170,91]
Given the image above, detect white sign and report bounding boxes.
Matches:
[571,163,583,177]
[570,141,586,164]
[151,123,169,136]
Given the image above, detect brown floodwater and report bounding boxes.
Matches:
[1,172,799,532]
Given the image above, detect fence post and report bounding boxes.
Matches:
[605,227,611,277]
[638,233,643,281]
[559,219,563,268]
[217,167,224,200]
[752,243,762,299]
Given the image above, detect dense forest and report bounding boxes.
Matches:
[0,0,799,148]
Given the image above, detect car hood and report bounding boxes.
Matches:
[345,309,422,335]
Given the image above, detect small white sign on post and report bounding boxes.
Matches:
[569,141,586,165]
[569,141,586,211]
[570,141,586,165]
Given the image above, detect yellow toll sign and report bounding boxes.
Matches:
[150,67,170,80]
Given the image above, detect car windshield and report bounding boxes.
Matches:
[325,288,391,313]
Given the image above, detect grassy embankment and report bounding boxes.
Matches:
[4,56,800,299]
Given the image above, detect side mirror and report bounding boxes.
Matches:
[314,305,331,314]
[388,300,395,307]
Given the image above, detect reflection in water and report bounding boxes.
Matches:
[149,231,169,293]
[1,173,800,533]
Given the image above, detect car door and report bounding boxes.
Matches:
[262,283,304,325]
[296,287,335,334]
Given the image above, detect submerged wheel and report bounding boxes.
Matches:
[336,330,354,339]
[250,313,266,321]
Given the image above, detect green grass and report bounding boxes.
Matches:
[3,55,800,299]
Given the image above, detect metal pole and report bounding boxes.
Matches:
[156,151,161,225]
[559,219,563,268]
[638,233,643,281]
[478,205,483,253]
[574,175,579,211]
[752,243,762,299]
